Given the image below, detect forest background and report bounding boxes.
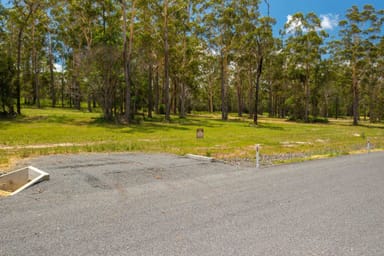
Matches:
[0,0,384,124]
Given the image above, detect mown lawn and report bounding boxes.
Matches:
[1,107,383,171]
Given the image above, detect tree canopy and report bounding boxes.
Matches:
[0,1,383,125]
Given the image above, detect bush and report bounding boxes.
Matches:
[308,116,329,123]
[159,104,165,115]
[287,115,329,123]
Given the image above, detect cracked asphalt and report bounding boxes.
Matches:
[1,152,384,256]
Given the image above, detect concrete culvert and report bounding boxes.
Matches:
[0,166,49,197]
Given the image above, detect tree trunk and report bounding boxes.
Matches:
[352,62,359,126]
[209,92,214,113]
[121,0,136,123]
[48,33,56,107]
[72,50,81,110]
[172,78,177,115]
[179,83,186,118]
[16,28,23,114]
[87,92,92,112]
[268,82,273,117]
[304,64,310,122]
[31,23,41,108]
[154,66,159,114]
[148,64,153,118]
[236,76,243,117]
[15,3,37,114]
[208,79,214,113]
[220,50,228,121]
[164,0,171,122]
[254,56,263,125]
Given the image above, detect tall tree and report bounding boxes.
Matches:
[338,5,384,125]
[163,0,171,121]
[120,0,137,123]
[235,0,275,124]
[283,12,327,122]
[11,0,39,114]
[201,0,238,121]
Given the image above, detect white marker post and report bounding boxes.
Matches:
[255,144,260,169]
[367,140,371,154]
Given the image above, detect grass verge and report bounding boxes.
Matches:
[1,107,383,171]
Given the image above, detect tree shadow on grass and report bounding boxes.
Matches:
[255,123,285,131]
[122,123,191,134]
[334,121,384,129]
[357,123,384,130]
[89,115,223,131]
[7,114,77,125]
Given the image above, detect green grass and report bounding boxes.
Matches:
[1,107,383,170]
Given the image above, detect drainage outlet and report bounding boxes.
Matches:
[0,166,49,197]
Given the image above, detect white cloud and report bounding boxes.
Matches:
[320,14,339,30]
[54,63,64,72]
[285,14,304,33]
[285,14,339,33]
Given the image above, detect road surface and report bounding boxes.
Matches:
[1,152,383,255]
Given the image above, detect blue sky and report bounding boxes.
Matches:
[260,0,384,38]
[1,0,383,39]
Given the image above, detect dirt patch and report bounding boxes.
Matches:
[0,142,97,150]
[0,189,11,197]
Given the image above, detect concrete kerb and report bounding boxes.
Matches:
[0,166,49,196]
[185,154,214,162]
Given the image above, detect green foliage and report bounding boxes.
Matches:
[0,51,15,115]
[159,104,166,115]
[0,1,383,126]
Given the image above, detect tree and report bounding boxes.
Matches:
[235,0,275,124]
[121,0,137,123]
[338,5,384,125]
[0,51,15,115]
[283,12,327,122]
[10,0,40,114]
[200,0,239,121]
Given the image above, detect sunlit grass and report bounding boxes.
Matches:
[1,107,383,171]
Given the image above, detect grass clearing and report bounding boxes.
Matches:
[1,107,384,171]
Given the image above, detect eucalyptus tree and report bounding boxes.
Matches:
[0,52,15,114]
[135,0,158,118]
[234,0,275,124]
[52,0,95,109]
[362,36,384,122]
[120,0,137,122]
[200,0,239,121]
[337,5,384,125]
[0,4,14,114]
[161,0,172,121]
[9,0,40,114]
[28,1,50,108]
[168,0,202,118]
[263,38,286,118]
[283,12,327,122]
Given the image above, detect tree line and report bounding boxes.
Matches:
[0,0,383,125]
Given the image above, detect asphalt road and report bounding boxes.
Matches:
[1,152,384,256]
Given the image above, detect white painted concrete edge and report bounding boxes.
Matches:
[10,166,50,196]
[185,154,214,162]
